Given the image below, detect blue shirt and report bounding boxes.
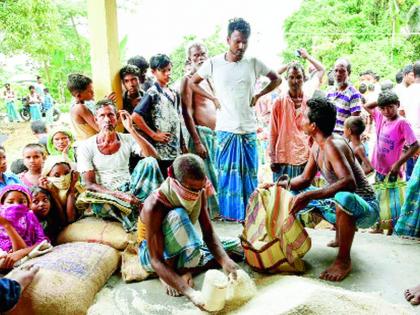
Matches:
[0,172,22,190]
[43,94,54,110]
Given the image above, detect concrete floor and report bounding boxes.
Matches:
[88,221,420,315]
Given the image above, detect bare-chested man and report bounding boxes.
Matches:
[274,97,379,281]
[138,154,240,310]
[180,42,219,218]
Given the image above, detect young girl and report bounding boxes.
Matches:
[40,156,81,224]
[47,128,76,162]
[19,143,46,188]
[0,146,22,190]
[343,116,374,176]
[0,185,48,269]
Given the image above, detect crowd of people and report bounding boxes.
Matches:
[1,17,419,311]
[1,76,56,124]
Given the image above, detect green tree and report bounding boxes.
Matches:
[0,0,90,103]
[169,26,227,83]
[282,0,419,81]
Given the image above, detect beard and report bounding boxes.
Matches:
[336,80,348,89]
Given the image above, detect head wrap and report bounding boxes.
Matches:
[0,184,32,204]
[41,155,73,177]
[46,128,75,161]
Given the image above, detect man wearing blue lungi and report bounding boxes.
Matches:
[190,18,281,221]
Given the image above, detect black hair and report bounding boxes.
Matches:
[327,69,335,86]
[44,88,49,93]
[67,73,92,94]
[31,186,52,199]
[95,98,117,114]
[30,120,47,134]
[344,116,365,136]
[36,75,41,80]
[377,91,399,107]
[307,97,337,137]
[4,83,10,87]
[28,85,35,90]
[358,82,367,94]
[403,64,414,76]
[286,62,306,80]
[119,64,141,81]
[10,159,28,175]
[127,55,149,72]
[228,17,251,38]
[22,143,46,156]
[0,145,4,153]
[380,80,394,91]
[414,61,420,78]
[149,54,171,70]
[359,69,375,77]
[395,70,403,84]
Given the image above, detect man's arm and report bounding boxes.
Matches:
[390,141,419,178]
[119,110,158,158]
[354,146,374,175]
[251,71,282,107]
[181,76,207,159]
[189,73,220,108]
[143,197,204,307]
[299,48,325,83]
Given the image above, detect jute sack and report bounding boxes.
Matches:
[57,216,136,250]
[8,242,120,315]
[121,243,150,283]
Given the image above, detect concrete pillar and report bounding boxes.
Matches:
[87,0,122,110]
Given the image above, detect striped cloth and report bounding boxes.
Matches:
[216,131,258,221]
[272,163,306,182]
[394,159,420,237]
[327,85,362,135]
[77,157,164,232]
[138,207,240,272]
[188,125,220,218]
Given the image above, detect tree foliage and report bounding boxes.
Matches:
[282,0,419,81]
[169,26,227,83]
[0,0,90,102]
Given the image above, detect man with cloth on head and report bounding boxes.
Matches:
[138,154,241,309]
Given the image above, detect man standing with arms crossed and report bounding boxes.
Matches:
[190,18,281,221]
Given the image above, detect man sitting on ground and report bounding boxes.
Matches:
[138,154,241,308]
[76,100,163,231]
[274,97,379,281]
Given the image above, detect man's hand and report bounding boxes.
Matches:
[298,48,309,59]
[38,177,54,192]
[221,257,239,280]
[106,92,118,103]
[250,94,261,107]
[212,97,221,110]
[389,162,400,180]
[290,193,310,215]
[153,131,171,143]
[115,192,142,208]
[119,110,134,131]
[185,289,206,311]
[194,142,208,159]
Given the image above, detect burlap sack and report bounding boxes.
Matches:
[57,217,136,250]
[121,243,150,283]
[8,242,120,315]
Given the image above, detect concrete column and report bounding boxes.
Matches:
[87,0,122,110]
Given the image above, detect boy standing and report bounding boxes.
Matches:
[67,74,99,141]
[132,54,186,178]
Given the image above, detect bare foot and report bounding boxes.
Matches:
[369,227,383,234]
[386,228,393,236]
[7,264,40,291]
[320,259,352,282]
[159,272,194,297]
[405,285,420,305]
[327,240,339,247]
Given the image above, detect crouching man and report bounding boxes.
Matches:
[276,97,379,281]
[138,154,241,308]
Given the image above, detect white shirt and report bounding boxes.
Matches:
[198,54,270,133]
[77,133,142,190]
[400,82,420,141]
